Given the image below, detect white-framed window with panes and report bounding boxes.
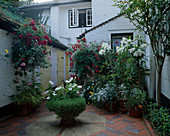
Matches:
[69,8,92,28]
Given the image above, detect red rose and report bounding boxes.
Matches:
[19,35,23,38]
[95,54,99,57]
[29,22,36,26]
[95,66,98,69]
[77,40,80,43]
[43,35,49,40]
[95,70,99,73]
[70,62,74,66]
[32,26,37,31]
[24,24,27,27]
[22,58,25,61]
[97,58,101,61]
[92,65,95,67]
[114,59,117,61]
[116,53,118,55]
[82,37,86,43]
[70,58,73,61]
[65,51,69,56]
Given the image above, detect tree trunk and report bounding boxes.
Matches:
[157,66,163,107]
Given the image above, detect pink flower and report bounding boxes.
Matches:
[95,54,99,57]
[29,22,36,26]
[95,70,99,73]
[48,56,51,59]
[70,58,73,61]
[77,40,80,43]
[28,82,32,86]
[95,66,98,69]
[92,65,95,67]
[92,73,95,76]
[21,62,26,67]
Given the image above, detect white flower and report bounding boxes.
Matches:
[121,37,127,43]
[53,92,57,96]
[46,97,50,100]
[78,85,82,88]
[133,49,145,57]
[141,44,147,48]
[65,80,70,83]
[99,49,105,55]
[101,42,111,50]
[73,84,77,88]
[49,81,54,85]
[69,77,73,82]
[43,90,49,94]
[129,48,136,53]
[55,86,63,91]
[127,39,132,43]
[69,88,72,91]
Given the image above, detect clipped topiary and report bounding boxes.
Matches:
[47,97,86,125]
[45,79,86,126]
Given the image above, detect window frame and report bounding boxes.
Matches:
[86,9,92,26]
[68,8,92,28]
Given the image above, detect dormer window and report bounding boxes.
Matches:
[69,8,92,28]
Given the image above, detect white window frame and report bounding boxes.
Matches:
[70,9,78,27]
[86,9,92,26]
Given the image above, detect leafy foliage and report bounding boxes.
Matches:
[146,102,170,136]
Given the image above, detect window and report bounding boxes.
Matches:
[111,33,133,50]
[69,8,92,28]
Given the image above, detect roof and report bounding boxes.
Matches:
[19,0,91,10]
[78,14,123,39]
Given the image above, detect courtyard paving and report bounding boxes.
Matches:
[0,102,156,136]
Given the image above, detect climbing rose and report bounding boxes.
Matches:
[21,62,26,67]
[32,26,37,31]
[29,21,36,26]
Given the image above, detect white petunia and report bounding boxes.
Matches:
[46,97,50,100]
[49,81,54,85]
[43,90,49,94]
[69,88,72,91]
[53,92,57,96]
[55,86,63,91]
[99,49,105,55]
[78,85,82,88]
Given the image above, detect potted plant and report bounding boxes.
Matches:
[126,88,146,118]
[118,84,129,113]
[10,77,44,115]
[46,78,86,126]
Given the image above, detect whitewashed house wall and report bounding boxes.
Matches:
[92,0,120,26]
[51,2,92,45]
[0,29,15,108]
[85,16,137,43]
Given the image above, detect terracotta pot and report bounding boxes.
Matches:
[119,99,129,113]
[15,103,36,116]
[129,107,142,118]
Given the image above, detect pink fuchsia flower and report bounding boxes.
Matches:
[28,82,32,86]
[41,24,44,27]
[48,56,51,59]
[21,62,26,67]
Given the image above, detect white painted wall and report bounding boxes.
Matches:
[92,0,120,26]
[161,56,170,99]
[0,29,15,107]
[85,16,136,43]
[51,2,92,45]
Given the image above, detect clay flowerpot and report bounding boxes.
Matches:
[119,99,129,113]
[15,103,36,116]
[129,106,142,118]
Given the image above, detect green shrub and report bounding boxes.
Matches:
[147,102,170,136]
[47,97,86,119]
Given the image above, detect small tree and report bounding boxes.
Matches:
[113,0,170,106]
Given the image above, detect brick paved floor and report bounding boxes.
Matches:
[0,102,156,136]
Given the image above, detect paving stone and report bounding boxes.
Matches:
[106,127,124,135]
[112,115,122,119]
[95,133,107,136]
[124,126,141,133]
[106,120,115,124]
[121,119,134,123]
